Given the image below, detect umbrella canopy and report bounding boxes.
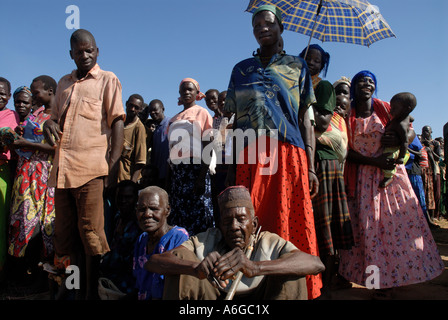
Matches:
[246,0,396,47]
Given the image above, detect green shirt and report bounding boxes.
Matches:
[313,80,338,161]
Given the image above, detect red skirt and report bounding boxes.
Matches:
[236,137,322,299]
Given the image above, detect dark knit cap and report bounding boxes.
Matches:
[218,186,254,212]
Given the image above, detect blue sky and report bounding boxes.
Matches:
[1,0,447,138]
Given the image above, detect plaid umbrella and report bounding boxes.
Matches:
[247,0,395,51]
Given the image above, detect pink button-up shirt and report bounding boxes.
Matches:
[49,64,125,189]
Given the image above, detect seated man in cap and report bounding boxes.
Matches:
[145,185,325,300]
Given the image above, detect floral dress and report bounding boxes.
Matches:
[338,111,444,289]
[133,226,189,300]
[8,109,55,258]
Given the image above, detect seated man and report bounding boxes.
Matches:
[145,185,325,300]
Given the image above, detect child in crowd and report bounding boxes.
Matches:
[380,92,417,188]
[205,89,222,129]
[8,77,57,290]
[99,180,140,298]
[317,94,351,165]
[334,95,350,119]
[118,94,147,183]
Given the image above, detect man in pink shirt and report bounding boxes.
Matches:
[43,29,125,300]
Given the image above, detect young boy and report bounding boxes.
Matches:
[380,92,417,188]
[118,94,147,183]
[43,29,125,299]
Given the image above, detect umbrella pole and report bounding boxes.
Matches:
[303,0,323,60]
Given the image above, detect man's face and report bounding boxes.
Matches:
[219,207,257,250]
[149,103,164,123]
[218,92,227,115]
[70,38,99,77]
[126,96,143,121]
[422,126,432,140]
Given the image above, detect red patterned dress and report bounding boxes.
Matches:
[8,108,55,259]
[225,53,322,299]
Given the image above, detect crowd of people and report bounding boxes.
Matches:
[0,5,447,301]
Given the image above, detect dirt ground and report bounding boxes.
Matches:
[1,218,448,301]
[324,217,448,300]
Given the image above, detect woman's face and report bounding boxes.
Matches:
[354,76,375,101]
[14,92,33,119]
[136,191,170,236]
[179,81,198,105]
[304,48,323,77]
[252,11,283,48]
[30,80,51,107]
[0,82,11,111]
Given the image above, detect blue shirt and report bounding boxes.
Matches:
[133,226,189,300]
[151,116,171,179]
[406,135,423,171]
[224,53,316,150]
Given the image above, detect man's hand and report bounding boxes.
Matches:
[195,251,229,289]
[212,247,258,280]
[42,119,62,147]
[106,118,124,189]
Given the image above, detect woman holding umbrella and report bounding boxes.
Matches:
[223,5,322,299]
[338,70,444,298]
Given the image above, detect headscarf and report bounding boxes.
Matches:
[218,185,254,213]
[252,4,283,25]
[13,86,32,100]
[299,44,330,77]
[178,78,206,106]
[350,70,377,98]
[333,76,351,89]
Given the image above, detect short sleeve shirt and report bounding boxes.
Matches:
[168,105,213,163]
[182,228,299,294]
[49,64,126,188]
[118,117,147,182]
